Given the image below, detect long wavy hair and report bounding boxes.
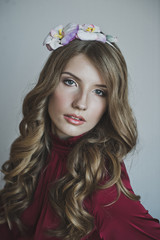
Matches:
[0,39,139,239]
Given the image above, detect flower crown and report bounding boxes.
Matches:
[43,23,117,51]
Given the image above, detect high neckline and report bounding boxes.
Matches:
[50,133,83,153]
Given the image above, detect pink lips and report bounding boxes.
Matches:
[64,114,86,125]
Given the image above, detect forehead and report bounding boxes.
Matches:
[63,54,106,85]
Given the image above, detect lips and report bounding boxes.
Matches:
[64,114,86,125]
[65,114,85,121]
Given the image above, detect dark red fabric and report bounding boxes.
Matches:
[1,135,160,239]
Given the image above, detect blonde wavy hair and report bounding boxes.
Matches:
[0,39,139,239]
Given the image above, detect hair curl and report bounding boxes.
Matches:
[0,39,139,239]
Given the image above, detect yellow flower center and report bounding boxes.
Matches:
[54,29,63,39]
[86,27,95,32]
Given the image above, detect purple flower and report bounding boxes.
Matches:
[61,23,79,45]
[43,24,79,50]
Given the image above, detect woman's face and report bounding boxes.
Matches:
[48,54,107,139]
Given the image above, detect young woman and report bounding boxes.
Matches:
[0,23,160,240]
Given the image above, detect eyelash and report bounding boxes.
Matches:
[63,78,106,97]
[63,79,77,87]
[94,89,106,97]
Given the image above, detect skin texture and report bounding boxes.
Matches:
[48,54,108,139]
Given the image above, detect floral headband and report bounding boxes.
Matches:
[43,23,117,51]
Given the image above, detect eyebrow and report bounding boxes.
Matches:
[61,71,107,88]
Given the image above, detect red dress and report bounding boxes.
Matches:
[1,135,160,239]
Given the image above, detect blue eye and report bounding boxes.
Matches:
[63,79,77,86]
[94,89,106,97]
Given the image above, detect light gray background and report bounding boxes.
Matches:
[0,0,160,220]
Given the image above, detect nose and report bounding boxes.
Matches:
[72,91,88,111]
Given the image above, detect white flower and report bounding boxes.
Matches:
[77,24,106,43]
[43,24,79,50]
[43,25,64,50]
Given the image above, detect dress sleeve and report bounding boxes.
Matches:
[85,162,160,240]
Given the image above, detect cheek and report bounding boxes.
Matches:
[54,87,72,104]
[54,94,65,108]
[48,91,69,115]
[91,99,107,120]
[101,102,107,116]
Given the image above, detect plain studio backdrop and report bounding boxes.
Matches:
[0,0,160,220]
